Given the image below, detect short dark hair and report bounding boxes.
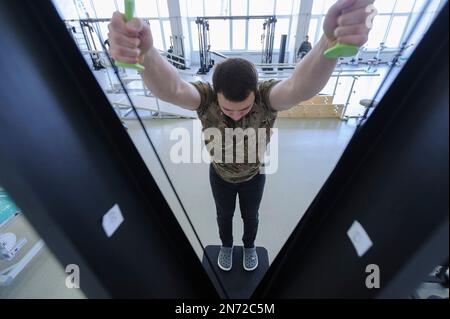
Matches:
[212,58,258,102]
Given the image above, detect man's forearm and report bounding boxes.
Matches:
[289,35,338,102]
[140,47,184,102]
[271,0,372,110]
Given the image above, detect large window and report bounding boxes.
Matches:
[311,0,335,15]
[53,0,172,50]
[248,0,275,15]
[186,0,297,53]
[365,15,391,48]
[385,16,409,47]
[205,0,230,16]
[186,0,205,16]
[158,0,170,17]
[190,20,200,51]
[232,20,247,49]
[307,0,443,49]
[405,0,442,46]
[276,0,294,15]
[247,19,263,50]
[231,0,247,16]
[375,0,396,14]
[209,20,231,51]
[88,0,172,51]
[149,20,165,50]
[52,0,80,19]
[76,0,97,19]
[135,0,159,18]
[308,17,319,44]
[394,0,416,13]
[57,0,443,56]
[162,20,173,48]
[92,0,117,18]
[274,18,290,52]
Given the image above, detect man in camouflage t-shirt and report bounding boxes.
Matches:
[108,0,373,272]
[191,61,279,271]
[191,77,279,184]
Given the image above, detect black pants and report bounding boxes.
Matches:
[209,165,266,248]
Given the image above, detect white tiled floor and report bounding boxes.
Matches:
[124,117,357,265]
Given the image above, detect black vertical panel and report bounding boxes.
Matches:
[0,1,218,298]
[278,34,287,64]
[255,4,449,298]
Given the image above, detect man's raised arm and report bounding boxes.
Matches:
[269,0,375,111]
[108,12,200,110]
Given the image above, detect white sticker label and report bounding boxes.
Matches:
[347,221,373,257]
[102,204,124,238]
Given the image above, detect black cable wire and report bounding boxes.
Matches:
[88,19,229,298]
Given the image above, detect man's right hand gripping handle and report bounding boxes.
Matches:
[108,11,153,66]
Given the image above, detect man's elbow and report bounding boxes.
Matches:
[153,82,180,103]
[285,80,312,106]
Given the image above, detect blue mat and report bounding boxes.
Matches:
[0,191,20,227]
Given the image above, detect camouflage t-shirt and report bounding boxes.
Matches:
[191,79,280,183]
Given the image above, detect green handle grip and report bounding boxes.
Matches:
[123,0,135,22]
[115,0,145,71]
[323,3,363,59]
[324,43,359,59]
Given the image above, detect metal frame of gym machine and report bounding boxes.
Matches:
[195,15,277,74]
[64,17,188,70]
[0,1,448,299]
[64,18,104,70]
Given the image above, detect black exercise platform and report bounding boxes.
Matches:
[202,245,269,299]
